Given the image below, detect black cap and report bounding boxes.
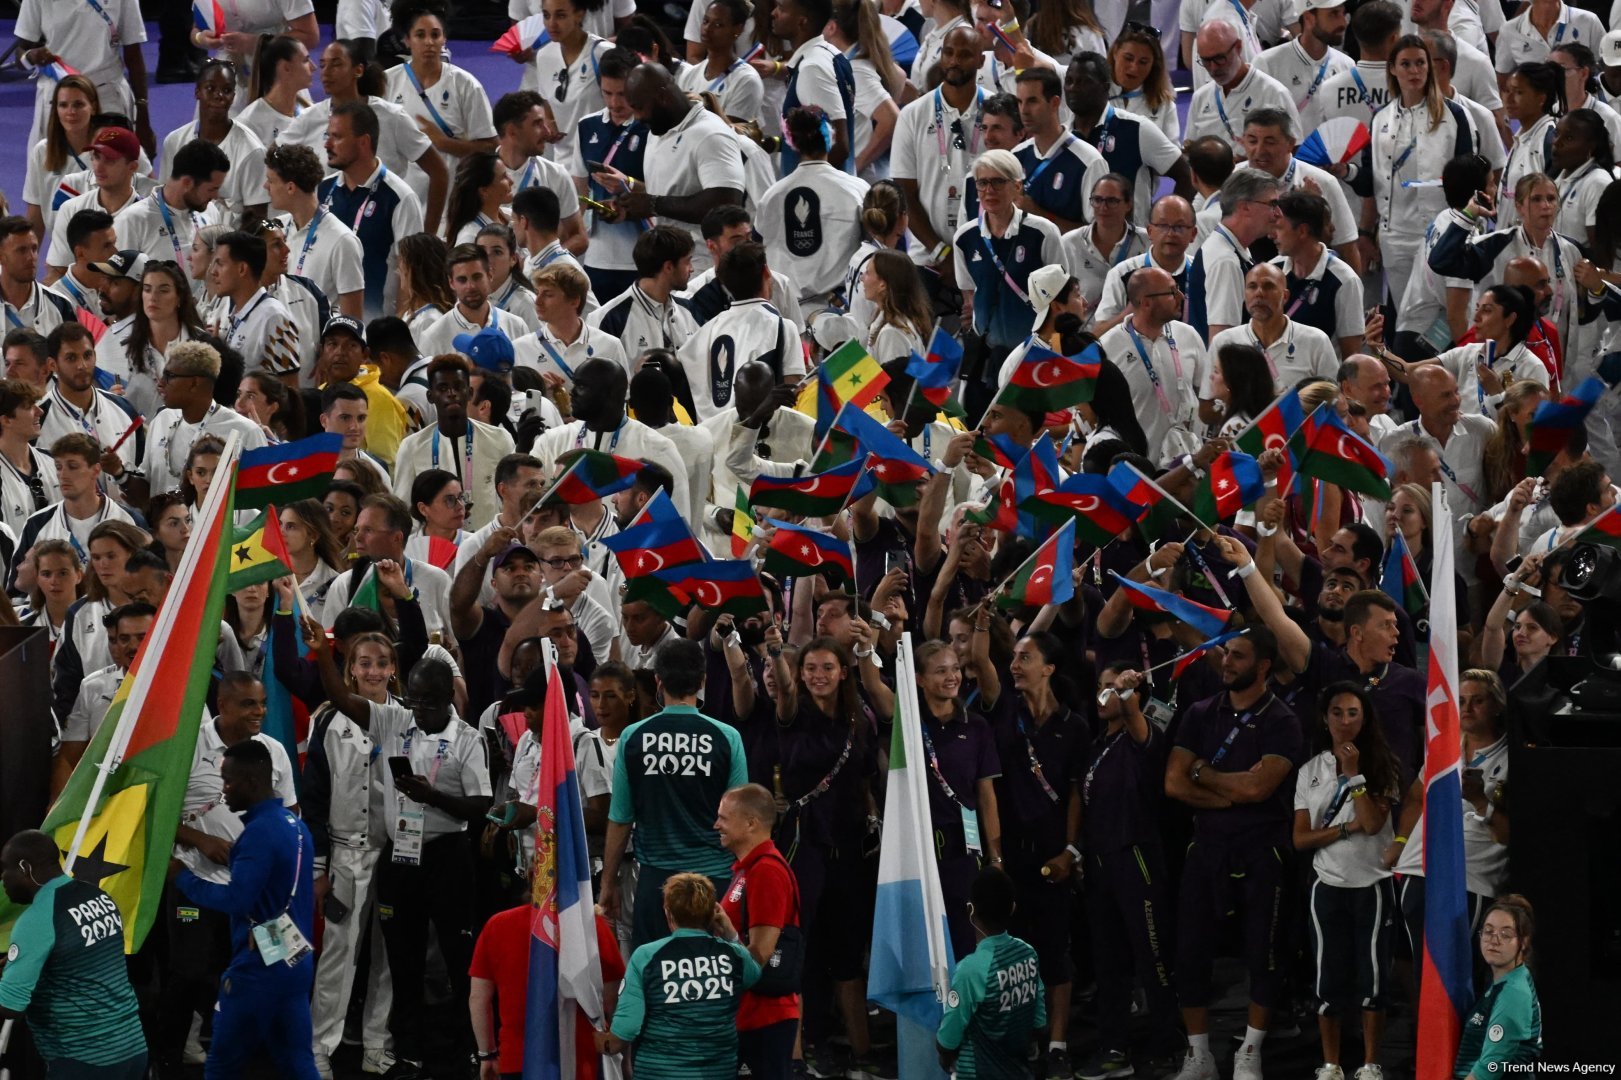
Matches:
[321,314,367,345]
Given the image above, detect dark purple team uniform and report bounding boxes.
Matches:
[920,705,1002,959]
[1283,641,1428,784]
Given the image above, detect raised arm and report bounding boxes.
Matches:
[302,616,376,726]
[1213,534,1311,675]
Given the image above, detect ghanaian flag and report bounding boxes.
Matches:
[227,506,293,591]
[0,441,239,952]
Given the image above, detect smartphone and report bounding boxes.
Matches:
[584,159,608,173]
[387,756,414,782]
[885,550,910,576]
[324,892,351,924]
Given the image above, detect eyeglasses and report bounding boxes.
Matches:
[1122,20,1161,39]
[540,554,584,569]
[1149,221,1195,232]
[1245,198,1281,211]
[1089,195,1126,207]
[1479,928,1518,943]
[541,623,576,640]
[977,176,1012,189]
[1197,42,1239,67]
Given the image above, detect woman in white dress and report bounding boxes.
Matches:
[23,76,99,242]
[236,35,315,149]
[1108,24,1179,144]
[445,150,514,246]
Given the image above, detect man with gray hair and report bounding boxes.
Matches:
[1236,107,1362,273]
[1186,169,1283,340]
[1184,21,1299,153]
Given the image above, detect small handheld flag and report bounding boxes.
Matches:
[1019,474,1141,547]
[599,491,705,578]
[763,521,855,586]
[1525,376,1604,476]
[539,448,645,506]
[995,519,1076,609]
[1232,389,1306,495]
[227,506,293,591]
[1109,571,1232,639]
[905,328,965,410]
[191,0,225,35]
[997,342,1102,413]
[749,456,870,517]
[235,433,342,510]
[1190,451,1266,528]
[652,560,769,617]
[1288,403,1395,500]
[1381,530,1428,616]
[1294,117,1370,168]
[731,485,755,556]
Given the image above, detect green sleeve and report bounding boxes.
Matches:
[0,902,56,1012]
[723,722,748,788]
[1033,965,1048,1029]
[608,721,641,825]
[609,941,650,1042]
[1467,981,1537,1072]
[936,950,987,1052]
[730,939,762,990]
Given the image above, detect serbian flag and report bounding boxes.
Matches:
[1574,503,1621,551]
[1019,473,1140,547]
[997,342,1102,414]
[1288,403,1395,501]
[1232,389,1306,495]
[541,448,644,506]
[1381,529,1428,617]
[1107,460,1194,543]
[1416,483,1471,1080]
[763,520,854,586]
[191,0,225,34]
[996,518,1076,609]
[598,490,704,578]
[1190,451,1266,528]
[1170,628,1248,678]
[749,456,869,517]
[904,328,964,409]
[235,432,342,511]
[1109,571,1232,639]
[652,559,769,617]
[1525,375,1604,476]
[493,13,550,56]
[523,654,605,1080]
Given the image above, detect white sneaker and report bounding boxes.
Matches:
[313,1051,333,1080]
[1232,1045,1263,1080]
[1170,1048,1219,1080]
[362,1048,398,1074]
[1315,1066,1345,1080]
[1354,1066,1384,1080]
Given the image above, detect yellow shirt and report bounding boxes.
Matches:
[348,365,420,467]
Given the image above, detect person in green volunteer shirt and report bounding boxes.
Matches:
[1455,894,1543,1078]
[600,873,762,1078]
[937,867,1047,1079]
[0,829,147,1078]
[600,637,750,949]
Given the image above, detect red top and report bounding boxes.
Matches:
[720,840,802,1031]
[469,906,626,1076]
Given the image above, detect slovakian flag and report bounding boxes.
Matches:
[811,404,935,507]
[1381,529,1428,617]
[598,490,704,578]
[996,518,1076,609]
[524,652,605,1080]
[1190,451,1266,528]
[1574,502,1621,551]
[1288,403,1395,501]
[1170,628,1248,679]
[1109,571,1232,639]
[1525,375,1604,476]
[904,328,965,410]
[652,559,769,617]
[968,435,1059,539]
[540,448,644,507]
[235,432,342,510]
[1417,482,1472,1080]
[732,485,755,556]
[1232,389,1306,495]
[749,456,870,517]
[997,342,1102,414]
[1019,473,1140,547]
[763,520,854,586]
[1107,460,1194,543]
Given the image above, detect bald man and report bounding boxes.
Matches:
[1206,263,1338,412]
[1092,194,1198,334]
[1337,354,1397,437]
[1378,364,1495,524]
[1184,22,1300,153]
[1097,266,1208,460]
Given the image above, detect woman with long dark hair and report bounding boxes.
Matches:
[238,35,315,148]
[1429,284,1547,415]
[477,223,540,334]
[1026,0,1106,65]
[1070,351,1149,459]
[405,468,468,570]
[861,249,933,363]
[97,261,209,420]
[1293,682,1401,1080]
[395,232,457,338]
[236,370,304,443]
[146,493,192,572]
[24,75,100,240]
[1498,61,1564,230]
[1210,342,1276,437]
[445,150,514,246]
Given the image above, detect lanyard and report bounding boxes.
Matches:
[1208,693,1275,766]
[1184,540,1235,609]
[1213,84,1238,143]
[1524,228,1568,325]
[1477,340,1496,409]
[1125,322,1176,417]
[323,165,389,232]
[153,193,192,267]
[1249,320,1295,380]
[82,0,120,45]
[517,157,538,193]
[431,425,475,495]
[1299,48,1333,111]
[1024,133,1074,192]
[575,415,625,450]
[401,729,452,789]
[294,209,324,275]
[401,63,455,137]
[1227,0,1255,42]
[1013,708,1062,804]
[56,276,88,311]
[918,719,969,809]
[50,385,97,438]
[1349,67,1375,112]
[1419,421,1482,506]
[976,213,1030,303]
[59,498,109,563]
[537,330,580,380]
[227,290,270,349]
[1083,729,1126,805]
[708,57,745,92]
[163,402,219,478]
[1318,773,1354,827]
[934,87,985,171]
[789,727,856,810]
[602,122,635,171]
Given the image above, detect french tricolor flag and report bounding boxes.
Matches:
[192,0,226,35]
[42,56,79,82]
[524,651,604,1080]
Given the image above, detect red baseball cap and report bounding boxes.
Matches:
[90,127,140,163]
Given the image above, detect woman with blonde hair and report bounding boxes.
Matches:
[1109,24,1178,143]
[1482,379,1546,503]
[861,250,933,363]
[23,75,100,240]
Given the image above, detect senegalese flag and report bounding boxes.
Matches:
[749,456,870,517]
[763,521,855,586]
[1526,376,1604,476]
[0,435,239,952]
[798,341,890,442]
[1382,529,1429,617]
[226,506,293,590]
[1575,503,1621,551]
[732,485,755,556]
[539,448,644,506]
[996,518,1077,609]
[235,432,342,511]
[1190,451,1266,528]
[1020,474,1141,547]
[1288,403,1395,500]
[996,342,1102,413]
[1232,389,1306,496]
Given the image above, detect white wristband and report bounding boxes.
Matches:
[853,644,875,659]
[1233,561,1257,580]
[1256,522,1278,538]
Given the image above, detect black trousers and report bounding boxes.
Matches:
[1176,839,1292,1010]
[377,834,477,1061]
[1088,845,1180,1051]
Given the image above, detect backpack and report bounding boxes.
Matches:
[738,847,804,997]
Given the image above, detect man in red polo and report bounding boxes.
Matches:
[715,782,802,1080]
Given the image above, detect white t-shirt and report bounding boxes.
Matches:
[1253,39,1352,117]
[392,417,518,531]
[502,151,583,224]
[1206,319,1339,394]
[1186,65,1301,153]
[1293,751,1395,889]
[677,56,766,124]
[1097,318,1208,458]
[756,161,872,300]
[223,287,302,379]
[1394,735,1508,897]
[16,0,145,106]
[279,95,434,181]
[159,120,268,218]
[235,97,303,150]
[385,62,497,198]
[532,36,612,168]
[140,404,267,495]
[116,191,219,279]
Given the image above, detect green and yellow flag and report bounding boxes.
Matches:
[227,506,292,591]
[0,446,238,951]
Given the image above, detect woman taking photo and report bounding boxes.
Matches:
[24,76,99,241]
[1293,682,1401,1080]
[477,223,540,335]
[396,232,457,338]
[1474,573,1563,684]
[1549,108,1612,247]
[677,0,765,123]
[238,35,315,149]
[767,634,880,1077]
[861,249,933,364]
[98,261,209,420]
[406,468,468,571]
[1454,895,1543,1076]
[1061,172,1148,312]
[280,499,344,622]
[531,0,612,167]
[445,151,514,246]
[1498,62,1563,231]
[1109,25,1179,144]
[1427,285,1548,417]
[146,493,192,573]
[386,0,498,194]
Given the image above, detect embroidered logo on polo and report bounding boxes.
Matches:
[1014,246,1026,264]
[786,189,823,257]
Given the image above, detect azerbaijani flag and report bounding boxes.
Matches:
[904,328,964,409]
[970,432,1027,470]
[1381,529,1428,616]
[1525,376,1604,476]
[970,435,1059,538]
[226,506,292,591]
[1109,571,1232,639]
[598,491,704,578]
[1107,460,1194,543]
[763,521,855,586]
[732,485,755,556]
[1232,389,1306,495]
[1574,503,1621,551]
[1170,628,1248,678]
[996,518,1076,609]
[1417,483,1472,1080]
[1019,474,1140,547]
[540,448,644,506]
[1190,451,1266,528]
[868,635,955,1080]
[651,559,769,617]
[749,456,870,517]
[236,432,342,510]
[997,342,1102,414]
[523,652,605,1080]
[811,404,934,507]
[0,432,240,952]
[1288,403,1395,500]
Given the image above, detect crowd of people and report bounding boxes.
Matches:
[0,0,1597,1075]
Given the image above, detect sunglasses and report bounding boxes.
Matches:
[1122,20,1160,39]
[555,65,570,103]
[950,117,967,151]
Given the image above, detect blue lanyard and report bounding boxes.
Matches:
[1300,50,1333,109]
[401,63,455,137]
[574,415,625,450]
[1318,773,1354,827]
[153,193,191,267]
[1349,67,1375,111]
[708,57,744,92]
[1208,693,1274,766]
[1226,0,1253,38]
[517,158,537,193]
[294,210,325,276]
[431,425,475,494]
[57,276,87,309]
[1124,322,1175,416]
[50,385,97,437]
[976,213,1030,303]
[537,331,582,380]
[1478,340,1496,409]
[1213,86,1237,142]
[1023,133,1074,192]
[227,290,270,347]
[82,0,119,44]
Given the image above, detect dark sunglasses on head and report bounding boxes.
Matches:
[1122,20,1161,39]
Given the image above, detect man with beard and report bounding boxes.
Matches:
[1163,626,1303,1080]
[316,102,425,319]
[37,322,143,475]
[415,245,529,360]
[114,139,229,283]
[454,452,548,602]
[1254,0,1352,119]
[1092,195,1198,334]
[451,533,544,720]
[392,355,517,530]
[1062,52,1192,226]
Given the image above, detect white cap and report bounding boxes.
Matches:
[1299,0,1345,11]
[1027,263,1072,332]
[1602,28,1621,68]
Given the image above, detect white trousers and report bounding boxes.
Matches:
[310,844,394,1057]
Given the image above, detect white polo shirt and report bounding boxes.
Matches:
[416,304,530,360]
[513,321,630,382]
[677,56,766,124]
[159,120,268,218]
[117,191,218,279]
[46,185,143,270]
[235,97,302,149]
[502,151,582,222]
[1092,250,1194,326]
[1495,3,1604,72]
[1434,341,1550,417]
[757,161,872,299]
[277,208,365,307]
[365,700,492,841]
[1097,318,1208,460]
[1207,319,1339,393]
[1062,225,1150,312]
[1254,39,1352,117]
[181,723,299,859]
[1378,414,1495,519]
[1185,66,1300,153]
[891,87,986,245]
[646,104,747,272]
[386,62,497,198]
[321,558,457,644]
[531,36,612,167]
[140,403,267,495]
[1293,751,1395,889]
